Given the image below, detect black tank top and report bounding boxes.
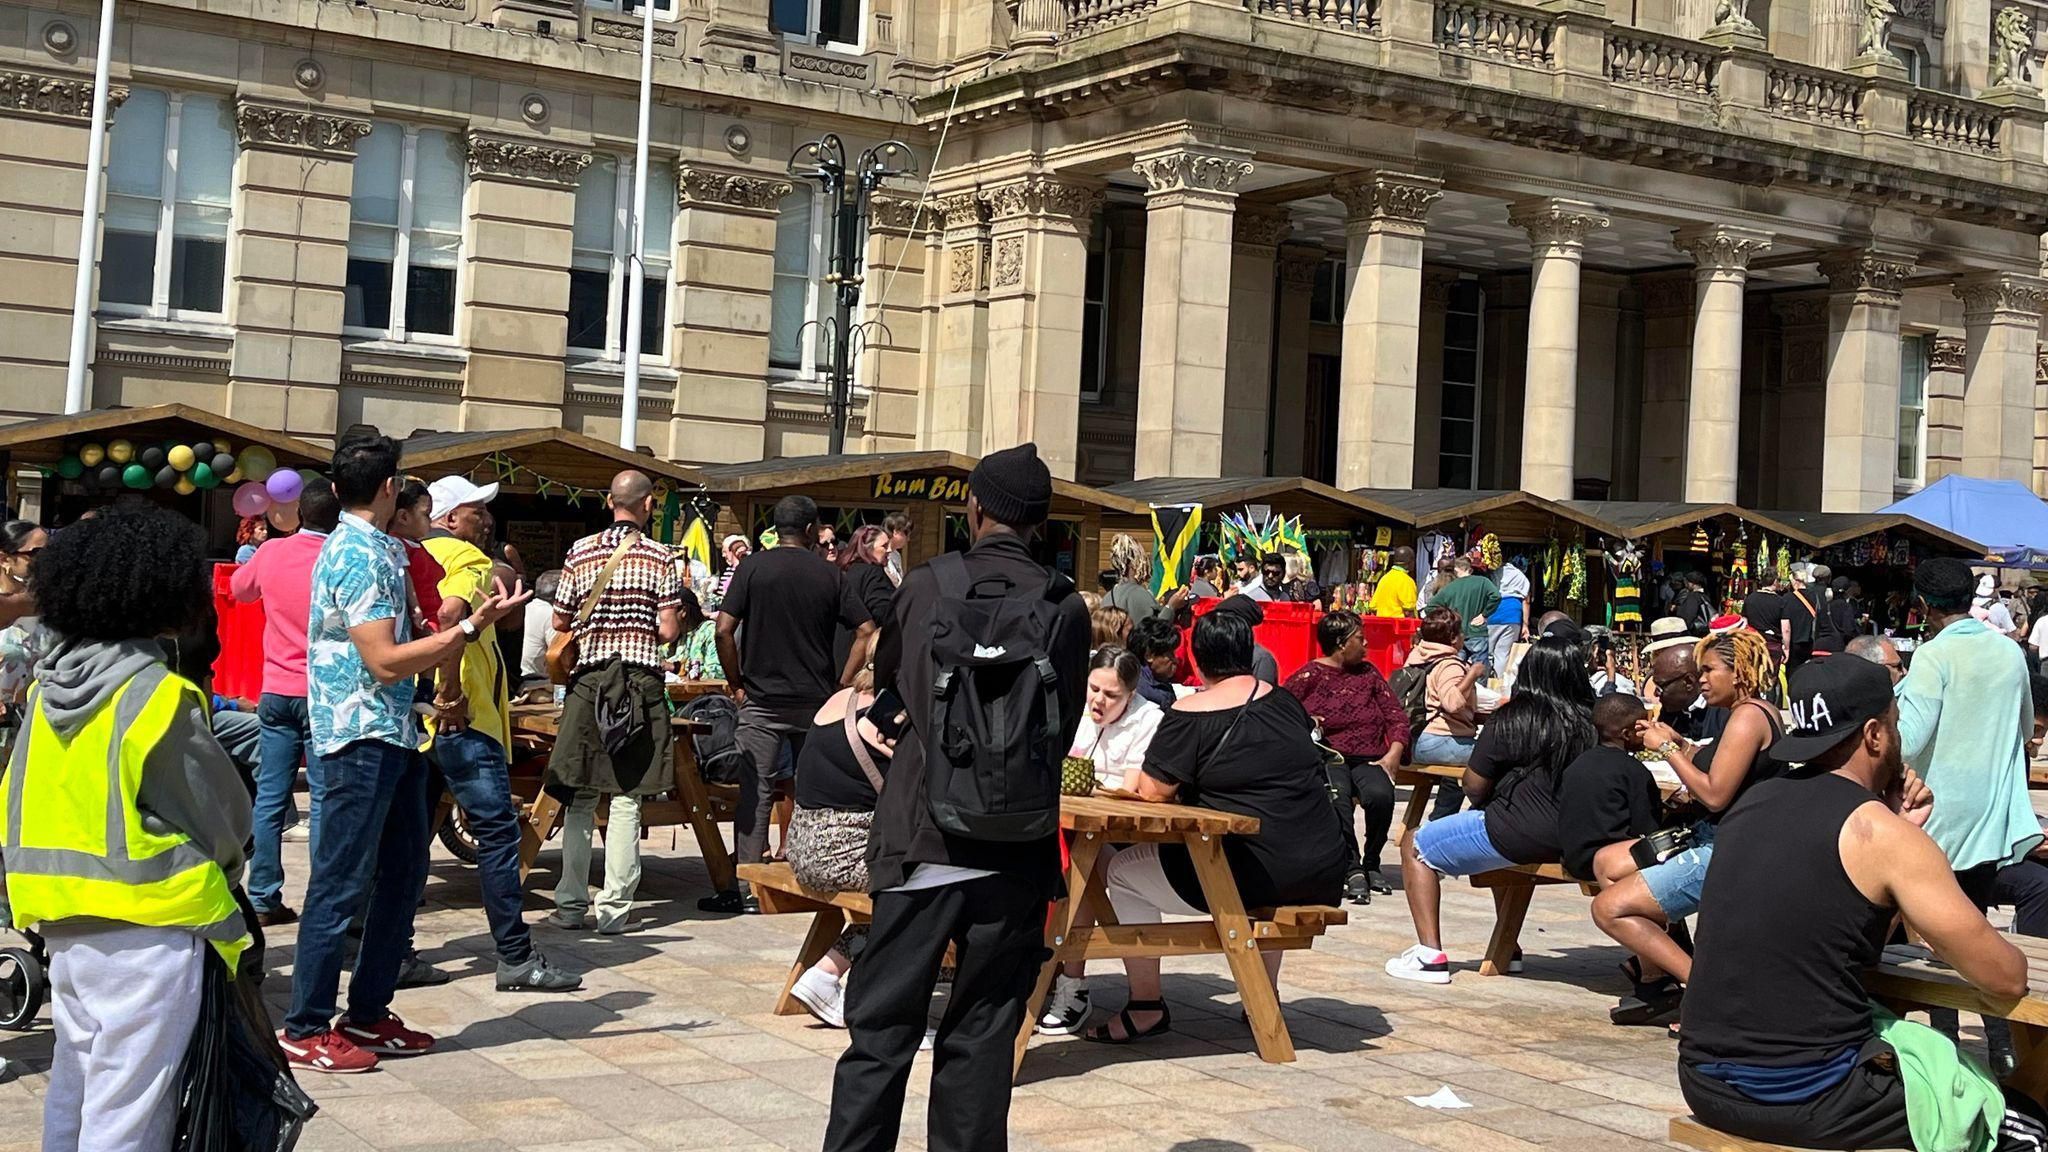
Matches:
[1679,772,1894,1068]
[1693,698,1785,824]
[793,717,889,813]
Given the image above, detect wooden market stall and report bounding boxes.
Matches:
[1354,488,1625,622]
[1106,476,1413,592]
[697,451,1150,580]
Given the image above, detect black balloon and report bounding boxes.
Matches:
[95,464,122,488]
[211,452,236,475]
[192,441,216,462]
[140,446,165,469]
[154,465,178,489]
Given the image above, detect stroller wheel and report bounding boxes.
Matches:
[0,946,45,1031]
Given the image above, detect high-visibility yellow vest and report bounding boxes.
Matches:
[2,664,249,970]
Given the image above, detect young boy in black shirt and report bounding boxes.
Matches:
[1559,694,1665,885]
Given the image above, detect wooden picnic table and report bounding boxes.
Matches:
[1867,938,2048,1101]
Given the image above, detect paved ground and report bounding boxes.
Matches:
[0,801,1999,1152]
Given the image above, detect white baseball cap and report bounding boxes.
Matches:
[428,476,499,521]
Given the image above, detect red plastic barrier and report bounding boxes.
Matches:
[1358,615,1423,681]
[1183,597,1323,684]
[211,562,265,703]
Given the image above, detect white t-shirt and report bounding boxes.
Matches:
[2029,614,2048,658]
[519,598,557,681]
[1068,696,1164,788]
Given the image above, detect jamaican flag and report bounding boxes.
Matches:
[1149,504,1202,597]
[678,507,714,575]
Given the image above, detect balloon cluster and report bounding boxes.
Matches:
[55,439,305,508]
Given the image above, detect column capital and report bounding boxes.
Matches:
[1131,145,1255,205]
[1332,170,1443,238]
[1674,224,1772,273]
[1818,248,1914,306]
[0,66,126,124]
[1277,242,1324,286]
[866,189,927,234]
[1422,267,1462,306]
[1956,271,2047,323]
[981,174,1105,226]
[235,99,372,157]
[1931,334,1969,371]
[1233,205,1294,249]
[465,131,593,188]
[929,190,990,233]
[1772,293,1831,327]
[1508,197,1609,257]
[677,164,796,214]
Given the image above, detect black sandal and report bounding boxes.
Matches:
[1083,999,1172,1044]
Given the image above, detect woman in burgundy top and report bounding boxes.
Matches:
[1284,610,1411,903]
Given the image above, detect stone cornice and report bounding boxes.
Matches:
[1956,272,2048,321]
[236,100,372,157]
[465,132,592,187]
[1331,171,1443,237]
[982,174,1106,223]
[0,67,126,123]
[1818,249,1914,304]
[1233,205,1294,248]
[1131,146,1255,200]
[677,165,795,213]
[1930,334,1968,370]
[1674,224,1773,274]
[1507,197,1609,255]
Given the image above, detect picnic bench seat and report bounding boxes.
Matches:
[1668,1115,1908,1152]
[739,862,874,1018]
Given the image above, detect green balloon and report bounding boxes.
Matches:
[122,463,150,489]
[190,461,219,489]
[56,455,83,479]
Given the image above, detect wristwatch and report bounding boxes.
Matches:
[1657,739,1683,758]
[457,618,480,642]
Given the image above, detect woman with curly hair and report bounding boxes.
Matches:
[1591,628,1782,1022]
[234,514,271,564]
[5,506,253,1151]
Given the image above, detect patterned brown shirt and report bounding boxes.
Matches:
[555,523,681,671]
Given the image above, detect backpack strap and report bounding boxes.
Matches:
[932,551,973,601]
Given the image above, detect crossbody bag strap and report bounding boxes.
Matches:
[574,532,640,628]
[842,704,886,794]
[1201,681,1267,776]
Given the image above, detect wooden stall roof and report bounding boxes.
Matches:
[1353,488,1625,537]
[1107,476,1411,524]
[399,428,704,492]
[700,451,1150,516]
[0,404,328,468]
[1566,499,1983,554]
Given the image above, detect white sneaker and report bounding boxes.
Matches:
[281,825,310,843]
[1036,975,1090,1035]
[790,966,846,1028]
[1385,944,1453,985]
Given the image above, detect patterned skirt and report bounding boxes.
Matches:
[787,805,873,895]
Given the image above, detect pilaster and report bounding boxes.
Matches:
[855,190,928,452]
[1674,224,1771,503]
[668,164,792,462]
[1576,270,1626,490]
[1635,270,1697,500]
[1817,249,1912,512]
[1270,243,1322,477]
[1224,205,1291,476]
[1331,169,1442,490]
[924,190,992,456]
[1413,268,1461,488]
[1926,334,1967,482]
[982,174,1104,481]
[1957,271,2047,484]
[1508,196,1608,499]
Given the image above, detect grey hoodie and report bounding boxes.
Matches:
[24,638,249,880]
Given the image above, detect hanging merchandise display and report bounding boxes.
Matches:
[1776,541,1793,585]
[1477,532,1503,573]
[1727,525,1751,610]
[1564,542,1587,605]
[1607,539,1644,628]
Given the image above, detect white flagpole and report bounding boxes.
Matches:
[63,0,118,414]
[618,0,656,452]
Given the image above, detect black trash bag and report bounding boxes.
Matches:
[174,945,318,1152]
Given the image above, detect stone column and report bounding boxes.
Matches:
[1674,224,1771,503]
[1956,272,2047,483]
[1331,170,1442,490]
[1816,249,1912,512]
[668,165,791,462]
[1925,334,1967,482]
[1508,197,1608,499]
[1635,271,1695,499]
[1773,294,1829,509]
[1131,145,1254,480]
[855,190,928,452]
[458,133,590,429]
[982,175,1103,480]
[225,101,371,440]
[1269,243,1321,477]
[1224,205,1290,476]
[1576,270,1625,492]
[923,191,991,456]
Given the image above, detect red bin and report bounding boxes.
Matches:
[1184,597,1323,684]
[211,562,265,703]
[1358,615,1423,680]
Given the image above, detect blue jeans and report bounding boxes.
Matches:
[1461,634,1492,671]
[1641,820,1717,920]
[431,728,532,965]
[1414,732,1478,820]
[1413,810,1516,876]
[249,694,312,913]
[284,738,430,1039]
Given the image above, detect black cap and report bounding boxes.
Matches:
[1211,594,1265,627]
[969,443,1053,526]
[1769,656,1895,762]
[1540,617,1584,642]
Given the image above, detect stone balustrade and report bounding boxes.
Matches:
[1064,0,1161,34]
[1909,91,2005,152]
[1766,62,1865,127]
[1434,0,1555,66]
[1604,29,1717,98]
[1250,0,1378,33]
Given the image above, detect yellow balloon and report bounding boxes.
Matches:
[174,476,196,495]
[224,468,243,485]
[107,439,134,464]
[167,445,196,471]
[238,445,277,482]
[79,443,104,467]
[213,439,230,457]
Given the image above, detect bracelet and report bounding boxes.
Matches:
[1657,739,1682,757]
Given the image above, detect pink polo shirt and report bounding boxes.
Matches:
[229,529,328,698]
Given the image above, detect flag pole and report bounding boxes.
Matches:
[63,0,118,415]
[618,0,656,452]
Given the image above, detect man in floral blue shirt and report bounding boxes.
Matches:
[281,428,529,1075]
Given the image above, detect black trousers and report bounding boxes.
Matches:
[1329,756,1397,875]
[1959,859,2048,938]
[822,872,1050,1152]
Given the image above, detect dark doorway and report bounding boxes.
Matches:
[1303,353,1341,484]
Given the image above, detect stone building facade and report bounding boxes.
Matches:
[4,0,2048,510]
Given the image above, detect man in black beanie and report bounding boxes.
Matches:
[823,442,1090,1152]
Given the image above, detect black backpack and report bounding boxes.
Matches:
[680,694,747,786]
[1387,655,1453,762]
[924,551,1071,842]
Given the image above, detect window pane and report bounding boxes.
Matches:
[1443,349,1477,383]
[108,89,167,199]
[346,257,393,330]
[1080,302,1103,396]
[774,197,812,275]
[1899,335,1927,406]
[642,161,676,262]
[1445,311,1479,348]
[173,95,234,213]
[1441,419,1474,456]
[572,157,617,258]
[770,276,807,368]
[350,124,402,229]
[819,0,860,45]
[168,236,226,313]
[1449,280,1482,311]
[1442,383,1475,420]
[410,130,465,235]
[1897,408,1922,482]
[1438,455,1473,489]
[411,227,461,270]
[100,229,157,306]
[1084,245,1106,302]
[407,264,457,335]
[771,0,810,36]
[638,275,666,356]
[567,268,609,350]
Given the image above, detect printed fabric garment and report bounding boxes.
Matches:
[307,511,416,756]
[1610,550,1643,627]
[555,523,683,672]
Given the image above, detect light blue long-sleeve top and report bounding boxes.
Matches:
[1896,616,2041,872]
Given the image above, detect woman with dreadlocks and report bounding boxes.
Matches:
[1105,533,1169,626]
[1591,628,1783,1022]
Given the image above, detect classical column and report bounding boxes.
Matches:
[668,165,791,462]
[1956,271,2047,483]
[1331,170,1442,490]
[1224,205,1290,476]
[1674,224,1771,503]
[226,101,372,439]
[1131,145,1253,480]
[1268,243,1321,477]
[1508,197,1608,499]
[1925,334,1967,482]
[1816,249,1912,511]
[982,174,1103,480]
[855,189,928,452]
[1634,271,1695,499]
[922,190,991,455]
[458,133,591,428]
[1576,270,1626,493]
[1771,294,1829,509]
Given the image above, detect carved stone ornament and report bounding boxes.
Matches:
[1818,250,1913,302]
[1674,225,1773,273]
[1992,5,2036,87]
[466,133,593,187]
[1956,273,2048,320]
[1508,198,1609,255]
[1130,147,1255,198]
[929,191,989,232]
[1331,171,1444,236]
[1772,294,1830,326]
[982,175,1105,223]
[947,244,984,294]
[1277,246,1324,288]
[866,191,925,232]
[2038,343,2048,384]
[677,165,795,212]
[1930,334,1968,370]
[1786,335,1826,382]
[1712,0,1760,33]
[1858,0,1896,58]
[0,67,126,122]
[1422,268,1462,307]
[992,237,1024,288]
[1234,206,1294,248]
[236,101,372,156]
[591,17,678,46]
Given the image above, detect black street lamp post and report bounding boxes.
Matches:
[788,133,918,455]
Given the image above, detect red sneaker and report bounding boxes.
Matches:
[278,1029,379,1074]
[337,1013,436,1057]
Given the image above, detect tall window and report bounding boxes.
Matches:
[568,156,674,360]
[1898,333,1929,487]
[102,89,234,318]
[1892,42,1925,86]
[1080,219,1110,401]
[1310,258,1344,325]
[344,124,463,341]
[1439,279,1484,489]
[770,192,827,376]
[773,0,861,47]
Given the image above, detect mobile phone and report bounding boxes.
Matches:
[867,688,908,740]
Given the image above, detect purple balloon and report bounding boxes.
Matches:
[265,468,303,504]
[233,482,272,519]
